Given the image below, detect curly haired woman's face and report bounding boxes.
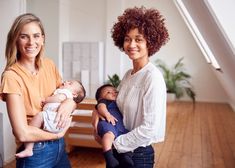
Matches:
[123,28,148,61]
[17,22,44,60]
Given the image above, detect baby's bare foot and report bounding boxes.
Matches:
[15,150,33,158]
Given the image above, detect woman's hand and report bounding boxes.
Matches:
[55,98,76,129]
[56,116,72,139]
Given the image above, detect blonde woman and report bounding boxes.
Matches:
[0,13,76,168]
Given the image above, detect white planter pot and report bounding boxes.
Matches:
[167,93,176,102]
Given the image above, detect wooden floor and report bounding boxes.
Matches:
[4,102,235,168]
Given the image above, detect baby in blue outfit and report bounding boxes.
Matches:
[95,84,133,168]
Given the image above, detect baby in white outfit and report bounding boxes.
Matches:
[15,80,86,158]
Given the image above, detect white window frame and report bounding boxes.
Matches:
[174,0,221,70]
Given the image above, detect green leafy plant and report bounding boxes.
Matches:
[155,57,196,103]
[107,74,121,88]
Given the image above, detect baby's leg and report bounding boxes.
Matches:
[15,112,44,158]
[29,112,44,128]
[102,131,119,167]
[102,131,115,152]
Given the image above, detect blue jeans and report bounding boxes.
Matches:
[132,145,154,168]
[16,138,71,168]
[113,145,154,168]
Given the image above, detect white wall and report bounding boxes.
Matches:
[59,0,70,74]
[0,0,22,163]
[205,0,235,55]
[26,0,60,71]
[68,0,106,42]
[105,1,127,77]
[204,0,235,110]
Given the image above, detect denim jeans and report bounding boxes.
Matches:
[113,145,155,168]
[16,138,71,168]
[132,145,154,168]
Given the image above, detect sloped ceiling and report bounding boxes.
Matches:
[175,0,235,110]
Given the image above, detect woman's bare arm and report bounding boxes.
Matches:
[44,93,67,104]
[5,94,69,142]
[92,109,102,144]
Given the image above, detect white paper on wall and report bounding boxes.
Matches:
[63,42,104,98]
[72,61,80,79]
[81,70,90,97]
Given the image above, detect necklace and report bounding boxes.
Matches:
[31,71,38,75]
[18,61,38,75]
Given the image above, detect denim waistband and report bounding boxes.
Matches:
[35,137,63,145]
[134,145,152,152]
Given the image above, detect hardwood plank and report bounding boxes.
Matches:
[181,103,193,168]
[215,104,235,168]
[209,104,226,168]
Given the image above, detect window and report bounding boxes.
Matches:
[174,0,221,70]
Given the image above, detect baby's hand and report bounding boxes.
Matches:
[106,114,118,126]
[41,98,46,107]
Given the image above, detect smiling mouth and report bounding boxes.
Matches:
[25,47,38,52]
[128,49,139,54]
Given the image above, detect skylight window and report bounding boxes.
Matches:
[174,0,221,70]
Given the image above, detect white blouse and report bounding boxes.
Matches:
[113,62,166,153]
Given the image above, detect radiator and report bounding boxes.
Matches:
[0,102,16,165]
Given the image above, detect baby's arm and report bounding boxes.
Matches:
[43,93,67,104]
[97,103,117,125]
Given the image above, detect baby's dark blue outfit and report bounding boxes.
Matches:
[96,99,133,168]
[97,99,128,138]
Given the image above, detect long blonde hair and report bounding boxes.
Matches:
[4,13,45,72]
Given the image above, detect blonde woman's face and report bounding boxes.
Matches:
[17,22,44,60]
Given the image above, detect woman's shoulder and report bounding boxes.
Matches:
[40,57,57,70]
[2,69,19,79]
[41,57,55,65]
[144,62,165,84]
[122,69,132,78]
[2,64,22,78]
[146,62,162,76]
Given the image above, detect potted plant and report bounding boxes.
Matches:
[155,57,196,103]
[107,74,121,88]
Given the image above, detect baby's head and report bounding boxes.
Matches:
[60,80,86,103]
[95,84,118,101]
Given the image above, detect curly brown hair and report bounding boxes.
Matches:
[111,6,169,56]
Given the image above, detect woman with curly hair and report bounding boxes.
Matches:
[93,6,169,168]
